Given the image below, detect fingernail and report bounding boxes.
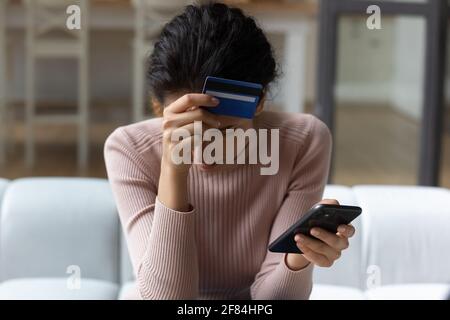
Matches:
[212,97,220,104]
[294,235,301,242]
[311,229,320,237]
[338,226,346,234]
[297,234,306,242]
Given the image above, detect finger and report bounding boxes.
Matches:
[171,122,213,137]
[337,224,355,238]
[167,94,219,113]
[310,228,349,251]
[318,199,340,205]
[164,109,221,129]
[296,234,341,260]
[172,123,206,136]
[296,241,333,267]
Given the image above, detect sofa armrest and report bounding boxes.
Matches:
[0,178,120,283]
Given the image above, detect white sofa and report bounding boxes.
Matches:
[313,185,450,300]
[0,177,449,300]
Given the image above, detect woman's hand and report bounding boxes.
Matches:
[161,93,221,175]
[158,93,220,212]
[286,199,356,270]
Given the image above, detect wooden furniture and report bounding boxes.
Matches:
[24,0,90,168]
[6,0,317,116]
[131,0,189,122]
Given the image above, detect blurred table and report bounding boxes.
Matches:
[5,0,317,113]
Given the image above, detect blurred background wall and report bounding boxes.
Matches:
[0,0,449,187]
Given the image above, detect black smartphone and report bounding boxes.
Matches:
[268,204,362,254]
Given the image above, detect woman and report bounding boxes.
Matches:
[104,2,355,300]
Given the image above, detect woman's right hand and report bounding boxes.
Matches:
[161,93,221,176]
[158,93,220,212]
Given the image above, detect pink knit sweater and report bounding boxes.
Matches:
[104,111,332,300]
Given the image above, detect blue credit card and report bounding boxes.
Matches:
[201,76,263,119]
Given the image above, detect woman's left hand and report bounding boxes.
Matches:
[294,199,355,268]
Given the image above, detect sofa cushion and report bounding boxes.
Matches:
[0,178,9,198]
[365,284,450,300]
[0,178,8,207]
[354,186,450,285]
[310,284,366,300]
[0,278,119,300]
[0,178,120,283]
[0,178,8,229]
[118,281,140,300]
[0,179,8,253]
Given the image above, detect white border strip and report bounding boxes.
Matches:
[205,90,256,103]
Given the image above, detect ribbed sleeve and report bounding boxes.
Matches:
[138,198,198,299]
[104,128,199,299]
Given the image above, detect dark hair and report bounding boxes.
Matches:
[147,2,278,109]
